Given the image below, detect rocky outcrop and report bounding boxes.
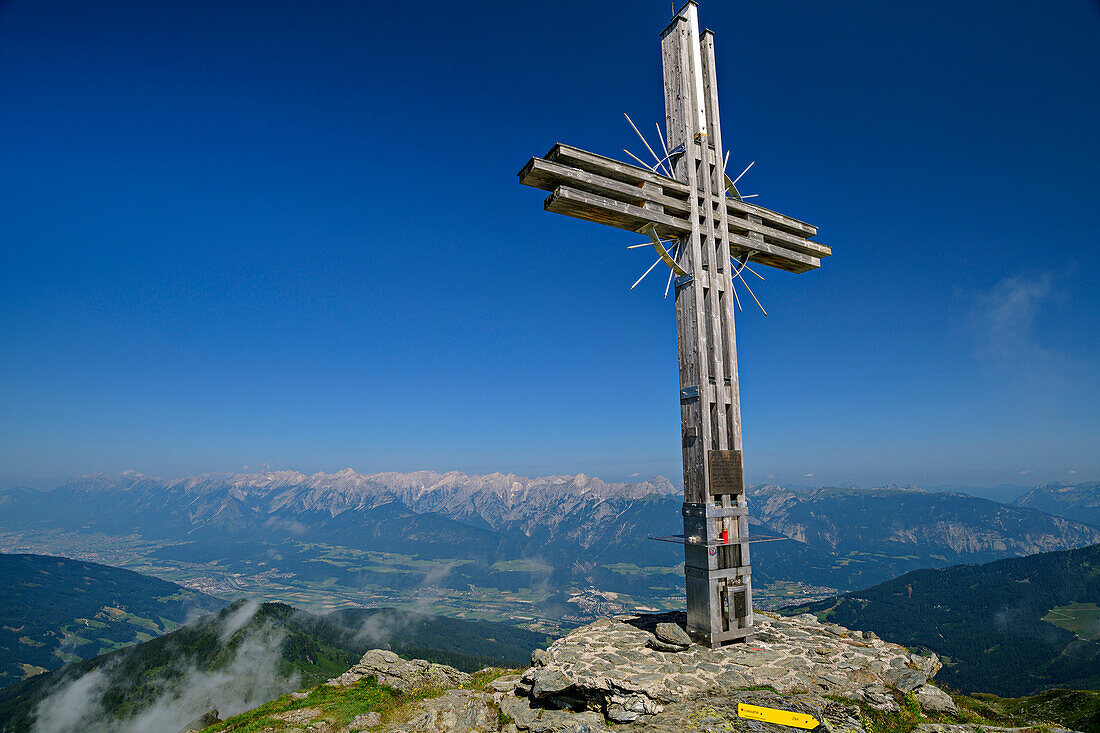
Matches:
[205,617,1083,733]
[327,648,471,693]
[509,611,940,724]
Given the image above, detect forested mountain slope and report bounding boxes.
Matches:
[786,542,1100,697]
[0,600,547,733]
[0,553,224,687]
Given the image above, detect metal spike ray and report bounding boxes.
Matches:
[631,255,664,290]
[734,266,767,316]
[623,148,658,172]
[742,261,765,281]
[625,113,670,176]
[656,122,671,168]
[664,241,680,299]
[732,160,755,187]
[730,282,742,312]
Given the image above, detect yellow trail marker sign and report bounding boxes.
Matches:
[737,702,820,729]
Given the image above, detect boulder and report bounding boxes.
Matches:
[349,710,382,730]
[653,622,692,649]
[386,689,499,732]
[326,649,470,693]
[913,684,957,716]
[489,674,522,693]
[885,666,929,692]
[530,668,573,698]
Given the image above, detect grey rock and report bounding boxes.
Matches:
[349,710,382,730]
[885,666,928,692]
[862,683,899,713]
[508,611,930,728]
[490,675,522,693]
[501,695,607,732]
[177,708,220,733]
[531,668,573,697]
[645,638,687,652]
[653,623,692,648]
[912,652,943,679]
[605,703,639,723]
[532,649,550,667]
[326,649,470,693]
[387,689,498,732]
[913,684,957,716]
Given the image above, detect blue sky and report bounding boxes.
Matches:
[1,1,1098,490]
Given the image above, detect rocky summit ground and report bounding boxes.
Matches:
[201,611,1083,733]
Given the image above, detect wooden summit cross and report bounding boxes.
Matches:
[518,1,831,646]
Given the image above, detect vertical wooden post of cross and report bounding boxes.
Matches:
[662,2,753,646]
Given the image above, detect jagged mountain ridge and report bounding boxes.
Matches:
[751,484,1100,562]
[1013,481,1100,529]
[4,471,1100,591]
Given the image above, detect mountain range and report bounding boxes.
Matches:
[3,472,1100,605]
[1014,482,1100,528]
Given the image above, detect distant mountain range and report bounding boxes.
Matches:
[3,470,1099,598]
[1014,482,1100,528]
[785,542,1100,697]
[0,596,546,733]
[0,553,225,688]
[749,484,1100,589]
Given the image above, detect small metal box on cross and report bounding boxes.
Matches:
[518,1,831,647]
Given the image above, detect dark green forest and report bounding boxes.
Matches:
[785,543,1100,697]
[0,552,224,686]
[0,600,547,733]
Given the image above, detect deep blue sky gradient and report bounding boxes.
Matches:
[1,1,1098,489]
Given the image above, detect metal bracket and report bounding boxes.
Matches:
[680,385,699,400]
[674,273,694,289]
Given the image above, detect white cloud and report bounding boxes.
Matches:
[965,273,1067,373]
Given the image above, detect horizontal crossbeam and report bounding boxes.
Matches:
[546,144,823,241]
[536,183,821,274]
[518,145,829,274]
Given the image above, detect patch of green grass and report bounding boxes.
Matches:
[204,678,397,733]
[1042,602,1100,640]
[205,667,520,733]
[964,689,1100,733]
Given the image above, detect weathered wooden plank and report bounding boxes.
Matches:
[547,143,819,239]
[541,145,824,248]
[728,215,830,258]
[543,185,820,273]
[519,157,688,218]
[727,231,820,273]
[729,199,817,239]
[544,186,689,237]
[546,143,677,191]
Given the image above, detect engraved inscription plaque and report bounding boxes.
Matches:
[708,449,744,496]
[733,589,747,619]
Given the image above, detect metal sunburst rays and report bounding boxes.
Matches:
[622,114,767,314]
